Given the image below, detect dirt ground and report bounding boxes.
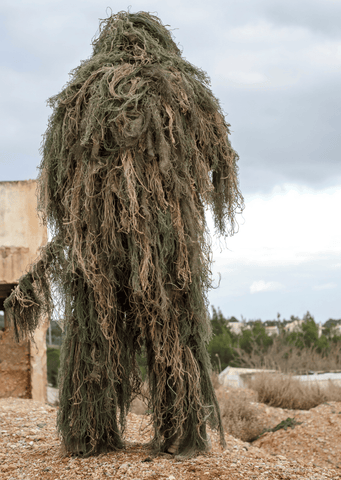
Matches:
[0,390,340,479]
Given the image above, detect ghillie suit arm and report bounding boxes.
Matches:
[5,10,244,458]
[3,240,61,343]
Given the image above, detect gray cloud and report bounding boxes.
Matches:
[208,258,341,323]
[0,0,340,195]
[224,78,341,193]
[260,0,341,38]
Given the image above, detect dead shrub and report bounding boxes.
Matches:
[320,379,341,402]
[246,371,329,410]
[217,388,263,442]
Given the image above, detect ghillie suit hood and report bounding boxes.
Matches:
[5,10,244,457]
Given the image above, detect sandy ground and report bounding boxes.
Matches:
[0,392,340,479]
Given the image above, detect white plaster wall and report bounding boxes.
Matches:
[0,180,47,277]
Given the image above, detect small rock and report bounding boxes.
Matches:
[119,463,130,473]
[276,455,286,461]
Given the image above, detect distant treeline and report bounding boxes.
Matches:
[207,307,341,372]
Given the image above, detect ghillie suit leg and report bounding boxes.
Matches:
[4,245,141,457]
[131,200,226,457]
[144,300,223,457]
[56,272,140,456]
[5,11,244,458]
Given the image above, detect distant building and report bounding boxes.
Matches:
[318,322,322,338]
[227,322,278,336]
[227,322,251,335]
[265,325,279,336]
[284,319,323,338]
[284,319,303,333]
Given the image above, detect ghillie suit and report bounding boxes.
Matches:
[4,11,244,457]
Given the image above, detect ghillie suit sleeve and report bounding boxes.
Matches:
[5,10,244,458]
[4,241,57,343]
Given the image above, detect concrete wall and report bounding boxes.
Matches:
[0,180,48,403]
[219,366,341,391]
[219,367,277,388]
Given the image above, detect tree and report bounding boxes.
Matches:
[210,306,229,336]
[300,312,319,348]
[284,311,330,355]
[238,321,273,354]
[323,318,341,329]
[207,331,235,372]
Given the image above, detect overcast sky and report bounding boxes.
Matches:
[0,0,340,324]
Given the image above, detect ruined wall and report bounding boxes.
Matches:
[0,180,48,403]
[0,328,31,399]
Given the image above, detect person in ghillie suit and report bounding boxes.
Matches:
[4,10,244,458]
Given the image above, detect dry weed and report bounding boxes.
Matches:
[245,371,340,410]
[216,387,263,442]
[319,379,341,402]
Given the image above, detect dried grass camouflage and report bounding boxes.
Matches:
[4,10,244,458]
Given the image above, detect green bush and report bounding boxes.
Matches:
[47,347,60,388]
[207,306,240,370]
